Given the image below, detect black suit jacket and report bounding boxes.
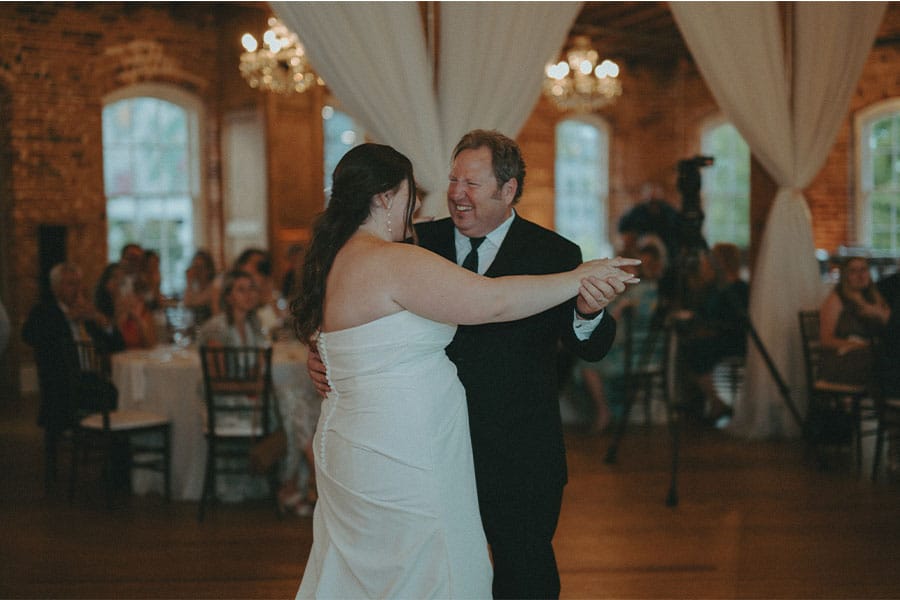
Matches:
[416,216,616,492]
[22,300,123,430]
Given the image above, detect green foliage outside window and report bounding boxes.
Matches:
[555,119,611,260]
[865,112,900,255]
[103,96,195,295]
[701,123,750,249]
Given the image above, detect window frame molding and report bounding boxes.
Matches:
[554,114,612,260]
[700,113,751,249]
[854,97,900,252]
[102,83,206,252]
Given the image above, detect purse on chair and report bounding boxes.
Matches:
[249,428,287,474]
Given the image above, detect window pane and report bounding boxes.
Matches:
[156,102,188,145]
[862,111,900,255]
[701,122,750,248]
[103,95,197,295]
[555,119,610,260]
[103,102,133,146]
[104,144,133,196]
[323,107,364,204]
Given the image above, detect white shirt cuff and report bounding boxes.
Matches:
[573,309,604,341]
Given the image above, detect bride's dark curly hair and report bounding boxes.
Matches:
[292,143,417,343]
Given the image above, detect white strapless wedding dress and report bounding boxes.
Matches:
[296,311,492,599]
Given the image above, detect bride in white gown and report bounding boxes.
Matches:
[292,143,639,599]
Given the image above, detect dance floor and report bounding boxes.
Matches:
[1,395,899,599]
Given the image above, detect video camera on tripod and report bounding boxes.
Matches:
[676,155,714,259]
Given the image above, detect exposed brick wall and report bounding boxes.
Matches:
[520,6,900,258]
[1,2,899,396]
[807,41,900,254]
[0,2,267,383]
[517,58,718,252]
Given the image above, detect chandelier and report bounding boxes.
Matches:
[239,17,322,94]
[543,36,622,112]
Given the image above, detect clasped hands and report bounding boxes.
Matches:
[576,256,641,316]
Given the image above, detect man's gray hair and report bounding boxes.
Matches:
[48,262,81,294]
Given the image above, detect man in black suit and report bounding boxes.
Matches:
[309,130,624,598]
[22,262,122,489]
[418,130,619,598]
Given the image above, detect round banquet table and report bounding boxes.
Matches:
[111,341,317,501]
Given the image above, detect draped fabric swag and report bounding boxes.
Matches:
[670,1,886,438]
[272,1,581,217]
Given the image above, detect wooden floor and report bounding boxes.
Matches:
[2,396,899,599]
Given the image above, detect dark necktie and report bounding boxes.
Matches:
[461,237,486,273]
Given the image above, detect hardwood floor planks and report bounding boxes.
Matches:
[2,398,899,599]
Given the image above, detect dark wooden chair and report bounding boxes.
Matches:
[68,340,171,507]
[605,307,670,465]
[871,393,900,481]
[797,310,876,472]
[623,306,668,427]
[197,345,278,521]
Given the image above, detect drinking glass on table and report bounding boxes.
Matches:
[167,302,195,348]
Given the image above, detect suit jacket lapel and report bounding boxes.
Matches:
[484,215,526,277]
[431,218,458,263]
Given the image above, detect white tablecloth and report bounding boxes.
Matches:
[111,342,316,501]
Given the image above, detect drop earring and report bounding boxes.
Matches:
[385,194,394,239]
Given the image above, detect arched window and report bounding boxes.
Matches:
[554,118,611,260]
[700,119,750,248]
[103,84,202,295]
[323,105,365,204]
[856,99,900,255]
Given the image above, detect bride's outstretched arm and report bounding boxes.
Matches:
[384,243,640,326]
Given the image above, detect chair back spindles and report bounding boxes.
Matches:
[68,340,170,507]
[197,345,278,521]
[798,309,876,473]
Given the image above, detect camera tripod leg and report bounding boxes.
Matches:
[743,315,803,428]
[666,420,680,508]
[604,318,665,465]
[665,327,682,507]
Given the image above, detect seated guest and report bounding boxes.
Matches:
[196,270,266,348]
[94,263,157,348]
[819,256,890,386]
[137,250,173,342]
[136,249,169,311]
[280,243,305,302]
[91,263,128,353]
[183,249,217,325]
[679,243,749,422]
[234,247,285,337]
[198,270,316,515]
[876,269,900,395]
[118,242,144,294]
[876,269,899,476]
[578,238,666,432]
[278,405,320,517]
[0,295,9,357]
[22,262,120,486]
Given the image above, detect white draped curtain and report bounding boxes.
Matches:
[272,1,581,217]
[670,2,886,437]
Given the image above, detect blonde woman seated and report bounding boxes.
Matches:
[196,270,266,349]
[819,256,890,386]
[197,269,315,515]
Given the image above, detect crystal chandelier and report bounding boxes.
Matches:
[543,36,622,112]
[239,17,322,94]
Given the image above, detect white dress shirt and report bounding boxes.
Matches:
[452,210,603,340]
